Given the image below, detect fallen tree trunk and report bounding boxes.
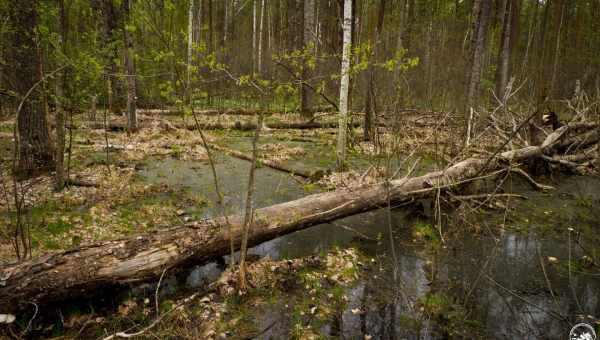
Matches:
[137,108,275,116]
[0,126,577,312]
[87,120,359,131]
[176,120,360,131]
[210,144,327,180]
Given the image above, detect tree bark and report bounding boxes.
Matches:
[55,0,68,190]
[9,0,55,177]
[495,0,512,100]
[257,0,265,74]
[122,0,138,133]
[92,0,120,114]
[549,0,565,98]
[0,126,578,312]
[465,0,491,124]
[363,0,386,142]
[186,0,195,104]
[207,0,214,53]
[337,0,352,171]
[252,0,257,73]
[300,0,316,117]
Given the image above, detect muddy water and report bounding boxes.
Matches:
[141,155,600,339]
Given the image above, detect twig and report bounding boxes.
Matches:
[485,275,566,322]
[191,108,236,267]
[332,222,375,241]
[155,268,167,317]
[101,293,200,340]
[476,110,540,177]
[509,168,554,191]
[536,245,561,315]
[239,113,264,289]
[451,193,527,201]
[20,302,38,336]
[273,60,339,112]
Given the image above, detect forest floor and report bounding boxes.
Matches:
[0,110,481,260]
[1,110,599,339]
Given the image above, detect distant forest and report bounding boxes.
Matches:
[2,0,599,116]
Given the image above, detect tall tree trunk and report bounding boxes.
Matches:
[469,0,481,55]
[208,0,213,53]
[394,0,407,88]
[364,0,386,142]
[301,0,316,117]
[495,0,512,99]
[337,0,352,171]
[404,0,415,52]
[252,0,257,73]
[224,0,229,44]
[257,0,265,74]
[55,0,68,189]
[549,0,565,98]
[465,0,491,121]
[238,115,263,290]
[187,0,194,105]
[93,0,119,114]
[196,1,203,65]
[9,0,55,177]
[122,0,137,132]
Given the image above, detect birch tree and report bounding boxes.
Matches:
[300,0,316,116]
[257,0,265,74]
[252,0,257,73]
[337,0,352,171]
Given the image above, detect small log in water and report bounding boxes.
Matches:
[210,144,326,180]
[0,125,587,313]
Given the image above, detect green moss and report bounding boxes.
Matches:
[420,292,484,338]
[46,218,73,235]
[413,222,439,242]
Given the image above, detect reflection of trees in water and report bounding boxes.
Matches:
[325,254,434,339]
[329,231,600,339]
[482,287,569,339]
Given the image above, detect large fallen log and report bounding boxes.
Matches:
[0,126,577,313]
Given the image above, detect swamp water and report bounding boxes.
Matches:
[137,154,600,339]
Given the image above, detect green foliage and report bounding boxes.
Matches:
[413,222,439,242]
